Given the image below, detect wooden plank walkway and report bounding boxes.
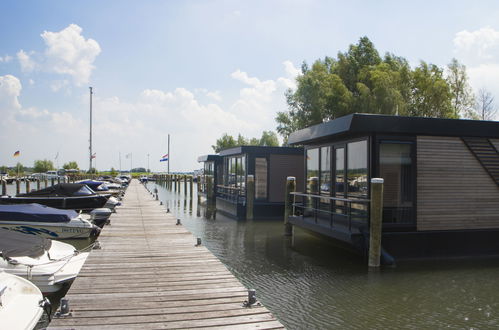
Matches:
[49,180,284,329]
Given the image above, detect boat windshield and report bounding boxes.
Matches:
[73,186,95,196]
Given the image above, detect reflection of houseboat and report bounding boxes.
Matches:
[288,113,499,261]
[197,154,222,202]
[215,146,304,220]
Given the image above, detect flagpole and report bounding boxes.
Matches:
[89,87,93,172]
[119,152,121,173]
[168,134,170,174]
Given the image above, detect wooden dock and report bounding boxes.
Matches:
[48,180,284,329]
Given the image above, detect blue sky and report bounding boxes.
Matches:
[1,1,499,172]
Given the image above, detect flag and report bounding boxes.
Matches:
[91,152,96,159]
[160,153,168,162]
[55,152,59,160]
[13,151,20,157]
[125,153,131,159]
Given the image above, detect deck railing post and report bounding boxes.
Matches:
[284,176,296,236]
[15,179,20,195]
[246,175,254,220]
[309,177,318,220]
[368,178,384,270]
[1,179,6,196]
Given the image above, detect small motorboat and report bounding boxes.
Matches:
[0,183,112,211]
[0,204,100,239]
[0,271,49,330]
[77,180,124,198]
[0,229,90,294]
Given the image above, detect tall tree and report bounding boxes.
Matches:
[33,159,54,173]
[408,62,455,118]
[212,133,237,152]
[259,131,279,146]
[447,58,475,118]
[63,161,79,170]
[475,88,497,120]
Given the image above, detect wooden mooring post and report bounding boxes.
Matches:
[36,179,40,190]
[25,179,30,193]
[15,179,20,195]
[368,178,384,269]
[1,180,6,196]
[189,175,193,198]
[284,176,296,236]
[184,175,187,196]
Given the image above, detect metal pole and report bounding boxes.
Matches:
[89,87,93,172]
[167,134,170,174]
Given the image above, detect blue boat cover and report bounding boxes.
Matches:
[0,203,77,223]
[77,180,109,191]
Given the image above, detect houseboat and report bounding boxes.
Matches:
[287,113,499,261]
[197,154,222,202]
[215,146,304,220]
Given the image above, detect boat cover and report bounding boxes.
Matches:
[0,228,52,258]
[77,180,109,191]
[17,183,93,197]
[0,204,77,223]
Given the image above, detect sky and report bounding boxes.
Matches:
[1,1,499,172]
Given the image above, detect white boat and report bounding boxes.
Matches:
[0,271,48,330]
[0,204,100,239]
[0,229,90,294]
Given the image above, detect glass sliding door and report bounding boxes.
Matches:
[379,142,414,224]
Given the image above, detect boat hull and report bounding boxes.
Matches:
[0,195,109,211]
[0,220,98,239]
[0,272,44,330]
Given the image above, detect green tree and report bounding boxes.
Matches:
[259,131,279,146]
[212,133,237,152]
[63,161,79,170]
[0,165,8,174]
[14,162,24,176]
[447,58,475,118]
[475,88,496,120]
[110,167,118,176]
[33,159,54,173]
[87,167,98,174]
[408,62,454,118]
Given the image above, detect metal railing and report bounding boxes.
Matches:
[290,192,370,232]
[216,185,246,204]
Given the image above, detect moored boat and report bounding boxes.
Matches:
[0,183,112,211]
[0,271,49,330]
[0,229,90,294]
[0,204,100,239]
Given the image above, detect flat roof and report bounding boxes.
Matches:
[288,113,499,145]
[197,154,221,163]
[219,145,303,156]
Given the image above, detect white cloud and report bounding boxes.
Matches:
[17,50,36,72]
[41,24,101,85]
[0,55,13,63]
[28,79,35,85]
[50,79,70,92]
[0,74,22,109]
[454,27,499,64]
[206,90,222,102]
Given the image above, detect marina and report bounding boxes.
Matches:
[48,179,283,329]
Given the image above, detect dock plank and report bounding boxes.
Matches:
[48,180,283,329]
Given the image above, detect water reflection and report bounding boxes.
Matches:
[120,183,499,328]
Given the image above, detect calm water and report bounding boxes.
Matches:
[148,181,499,329]
[6,181,499,329]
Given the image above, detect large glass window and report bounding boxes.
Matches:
[237,156,246,190]
[380,142,414,224]
[347,140,368,198]
[255,157,267,199]
[306,148,319,193]
[320,147,331,195]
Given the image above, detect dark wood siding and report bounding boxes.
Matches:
[417,136,499,231]
[268,154,304,203]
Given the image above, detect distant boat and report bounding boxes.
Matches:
[0,204,100,239]
[0,271,49,329]
[0,229,90,294]
[0,183,115,211]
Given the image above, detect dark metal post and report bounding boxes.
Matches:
[369,178,384,269]
[284,176,296,236]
